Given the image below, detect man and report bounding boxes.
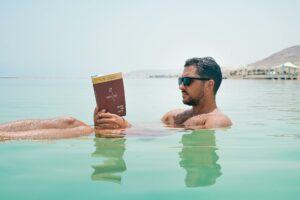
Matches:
[94,57,232,129]
[1,57,231,140]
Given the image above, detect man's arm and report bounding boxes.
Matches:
[161,109,189,125]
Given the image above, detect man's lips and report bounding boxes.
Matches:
[182,91,188,97]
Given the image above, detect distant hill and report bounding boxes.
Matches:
[249,45,300,68]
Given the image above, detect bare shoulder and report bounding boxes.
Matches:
[183,109,232,129]
[205,110,232,129]
[161,109,185,123]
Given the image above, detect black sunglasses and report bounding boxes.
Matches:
[178,77,210,86]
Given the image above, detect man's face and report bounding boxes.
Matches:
[179,65,206,106]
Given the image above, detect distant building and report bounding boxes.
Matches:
[229,62,300,80]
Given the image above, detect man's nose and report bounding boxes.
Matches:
[179,84,185,91]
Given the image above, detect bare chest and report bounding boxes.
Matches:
[182,114,208,126]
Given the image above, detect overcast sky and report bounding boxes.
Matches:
[1,0,300,76]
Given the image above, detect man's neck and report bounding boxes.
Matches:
[192,98,217,115]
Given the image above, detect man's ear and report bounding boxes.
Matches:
[205,80,215,92]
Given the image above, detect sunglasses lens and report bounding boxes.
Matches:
[183,77,191,86]
[178,78,183,85]
[178,77,192,86]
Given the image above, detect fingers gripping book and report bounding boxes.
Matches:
[91,72,126,116]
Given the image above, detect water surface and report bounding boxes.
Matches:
[0,78,299,200]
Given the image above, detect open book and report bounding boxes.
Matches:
[91,72,126,116]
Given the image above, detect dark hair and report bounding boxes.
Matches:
[184,57,222,94]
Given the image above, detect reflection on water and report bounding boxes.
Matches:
[91,137,127,184]
[179,130,222,187]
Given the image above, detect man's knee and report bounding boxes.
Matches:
[60,116,86,127]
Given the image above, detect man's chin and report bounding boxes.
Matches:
[182,99,192,106]
[182,99,198,106]
[182,97,188,105]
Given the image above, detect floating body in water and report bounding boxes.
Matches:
[0,57,232,140]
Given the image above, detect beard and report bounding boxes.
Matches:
[183,97,199,106]
[182,91,204,106]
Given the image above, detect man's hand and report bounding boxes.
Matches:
[94,107,128,129]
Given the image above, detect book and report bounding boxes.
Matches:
[91,72,126,116]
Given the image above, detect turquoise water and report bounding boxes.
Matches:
[0,78,300,200]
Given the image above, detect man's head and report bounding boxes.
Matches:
[179,57,222,106]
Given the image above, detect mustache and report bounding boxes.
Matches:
[181,91,189,95]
